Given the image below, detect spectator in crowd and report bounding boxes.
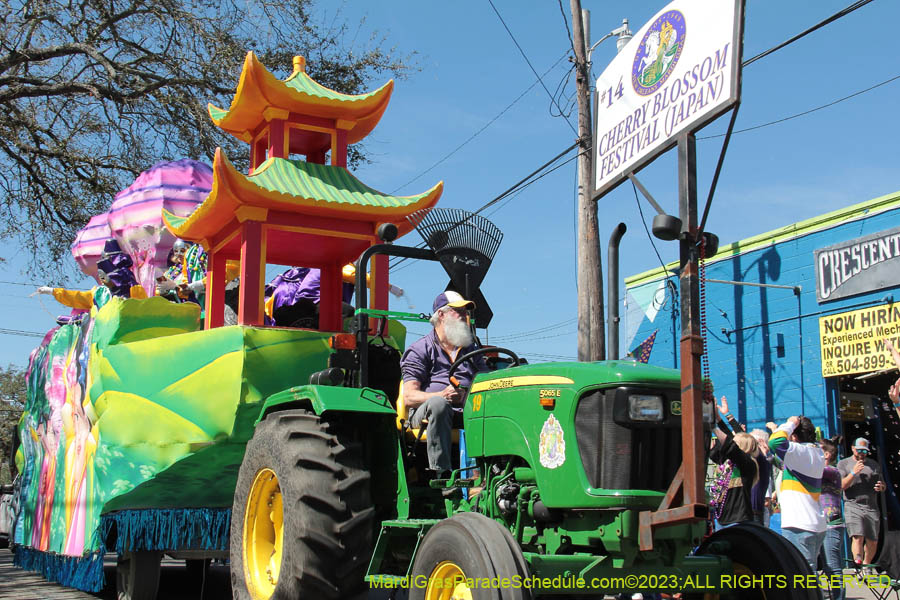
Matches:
[714,396,770,526]
[709,402,758,526]
[819,436,845,600]
[838,437,885,574]
[768,416,826,572]
[750,428,775,526]
[886,339,900,418]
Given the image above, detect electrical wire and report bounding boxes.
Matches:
[0,327,46,338]
[390,49,573,194]
[741,0,876,68]
[486,0,578,136]
[490,317,578,341]
[0,280,39,287]
[389,149,583,274]
[698,73,900,140]
[556,0,573,48]
[389,142,580,271]
[632,181,670,278]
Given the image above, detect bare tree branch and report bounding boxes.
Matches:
[0,0,417,276]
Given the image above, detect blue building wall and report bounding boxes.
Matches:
[624,190,900,437]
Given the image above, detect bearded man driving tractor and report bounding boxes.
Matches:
[400,291,487,477]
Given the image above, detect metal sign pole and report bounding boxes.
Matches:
[676,131,705,507]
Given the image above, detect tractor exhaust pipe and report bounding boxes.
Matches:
[607,223,627,360]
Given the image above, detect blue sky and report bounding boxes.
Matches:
[1,0,898,368]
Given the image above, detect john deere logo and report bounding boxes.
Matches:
[671,400,682,416]
[632,10,685,96]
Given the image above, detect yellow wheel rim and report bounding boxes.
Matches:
[425,561,472,600]
[243,468,283,600]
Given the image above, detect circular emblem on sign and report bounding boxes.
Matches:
[631,10,686,96]
[539,414,566,469]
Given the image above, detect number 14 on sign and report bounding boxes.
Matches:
[600,76,624,108]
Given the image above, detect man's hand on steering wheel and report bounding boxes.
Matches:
[448,347,521,391]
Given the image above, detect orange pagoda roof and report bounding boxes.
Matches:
[208,52,393,146]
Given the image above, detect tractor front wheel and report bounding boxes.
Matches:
[230,409,374,600]
[410,512,531,600]
[691,523,820,600]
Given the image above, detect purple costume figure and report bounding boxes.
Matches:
[265,267,319,327]
[264,267,356,327]
[96,239,140,299]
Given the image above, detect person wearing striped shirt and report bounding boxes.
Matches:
[767,416,826,572]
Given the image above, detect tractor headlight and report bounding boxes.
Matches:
[628,394,664,422]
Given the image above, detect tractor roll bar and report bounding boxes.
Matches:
[355,243,439,388]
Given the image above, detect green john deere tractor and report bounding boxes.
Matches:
[228,210,817,600]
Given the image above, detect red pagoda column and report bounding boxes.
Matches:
[238,220,267,326]
[205,251,227,329]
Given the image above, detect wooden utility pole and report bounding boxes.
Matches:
[571,0,605,361]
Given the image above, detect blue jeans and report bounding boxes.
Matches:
[821,527,845,600]
[782,527,826,574]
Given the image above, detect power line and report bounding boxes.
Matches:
[494,329,577,343]
[390,49,572,194]
[486,0,578,136]
[389,147,583,273]
[390,142,580,271]
[699,73,900,140]
[0,327,46,338]
[556,0,573,47]
[742,0,876,68]
[490,317,577,341]
[0,280,39,287]
[632,180,670,278]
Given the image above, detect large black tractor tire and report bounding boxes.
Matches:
[410,512,531,600]
[692,523,820,600]
[230,409,374,600]
[116,550,162,600]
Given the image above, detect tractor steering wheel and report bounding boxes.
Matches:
[448,347,521,390]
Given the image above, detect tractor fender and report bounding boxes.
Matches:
[255,384,395,425]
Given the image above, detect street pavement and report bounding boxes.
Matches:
[0,545,894,600]
[0,550,231,600]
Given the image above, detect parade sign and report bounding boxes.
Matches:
[591,0,743,199]
[819,303,900,377]
[815,226,900,303]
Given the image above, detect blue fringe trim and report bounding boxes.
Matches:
[10,508,231,592]
[101,507,231,554]
[12,544,106,592]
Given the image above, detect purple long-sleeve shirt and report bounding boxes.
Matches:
[400,330,487,398]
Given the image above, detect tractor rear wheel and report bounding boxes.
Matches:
[230,409,374,600]
[116,550,161,600]
[410,512,531,600]
[691,523,820,600]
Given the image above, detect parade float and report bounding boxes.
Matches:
[11,51,440,598]
[12,5,820,596]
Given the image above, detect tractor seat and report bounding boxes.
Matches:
[395,383,461,443]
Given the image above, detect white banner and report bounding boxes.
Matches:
[592,0,743,198]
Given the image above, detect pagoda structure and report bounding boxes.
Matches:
[164,52,442,330]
